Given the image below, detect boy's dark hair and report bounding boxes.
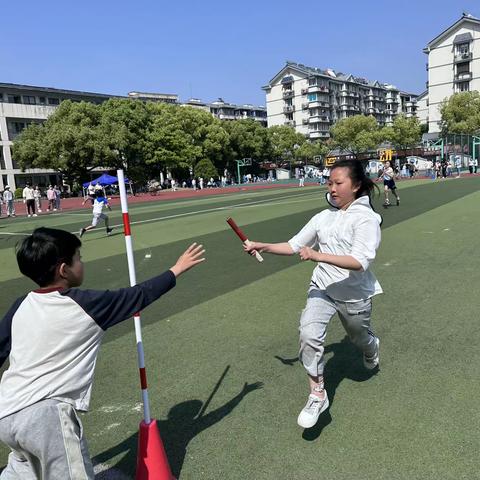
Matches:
[16,228,81,287]
[330,159,379,199]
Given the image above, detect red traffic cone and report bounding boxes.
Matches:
[136,419,176,480]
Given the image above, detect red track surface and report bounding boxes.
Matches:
[9,182,318,217]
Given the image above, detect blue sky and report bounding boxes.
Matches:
[2,1,478,105]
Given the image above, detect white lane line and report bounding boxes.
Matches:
[107,190,323,230]
[0,231,30,236]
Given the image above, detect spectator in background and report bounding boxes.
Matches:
[474,158,478,174]
[321,166,330,185]
[3,186,15,217]
[53,185,62,210]
[86,182,96,205]
[455,156,462,177]
[22,183,36,217]
[34,186,42,213]
[298,170,305,187]
[0,190,3,218]
[47,185,56,211]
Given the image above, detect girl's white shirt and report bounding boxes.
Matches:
[288,195,383,302]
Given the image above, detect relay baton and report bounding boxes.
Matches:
[226,217,264,262]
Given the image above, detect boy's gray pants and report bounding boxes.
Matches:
[299,286,377,377]
[0,399,94,480]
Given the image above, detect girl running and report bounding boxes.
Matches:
[379,161,400,206]
[244,159,383,429]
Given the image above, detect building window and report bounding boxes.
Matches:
[39,96,46,104]
[457,43,470,55]
[0,149,5,170]
[308,93,317,102]
[48,98,60,105]
[7,95,21,104]
[23,96,36,105]
[457,82,470,92]
[456,62,470,74]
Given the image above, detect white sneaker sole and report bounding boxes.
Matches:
[297,394,330,429]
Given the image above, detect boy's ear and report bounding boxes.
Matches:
[58,262,69,280]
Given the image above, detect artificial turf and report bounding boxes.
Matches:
[0,177,479,479]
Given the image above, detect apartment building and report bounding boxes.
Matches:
[263,61,419,140]
[128,91,178,103]
[423,13,480,133]
[207,98,267,125]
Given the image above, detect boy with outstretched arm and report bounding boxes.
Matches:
[0,227,205,479]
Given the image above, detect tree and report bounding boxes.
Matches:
[194,158,218,179]
[225,119,270,163]
[294,141,329,164]
[99,98,154,183]
[267,125,306,164]
[439,91,480,135]
[13,100,105,184]
[330,115,380,156]
[380,115,422,149]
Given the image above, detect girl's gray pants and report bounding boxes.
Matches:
[299,286,377,377]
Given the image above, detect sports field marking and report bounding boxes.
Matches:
[0,231,30,237]
[74,190,322,235]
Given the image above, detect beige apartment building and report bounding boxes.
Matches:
[424,13,480,133]
[263,61,419,140]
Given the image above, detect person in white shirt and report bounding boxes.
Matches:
[3,186,15,217]
[22,183,36,217]
[79,193,113,237]
[33,186,42,213]
[243,159,382,429]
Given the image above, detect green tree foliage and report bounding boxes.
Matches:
[194,158,218,179]
[439,91,480,135]
[380,115,422,149]
[13,100,105,183]
[267,125,306,162]
[225,119,270,163]
[99,98,153,183]
[330,115,380,156]
[294,141,329,164]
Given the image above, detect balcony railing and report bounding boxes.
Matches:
[455,72,472,81]
[308,85,329,94]
[284,120,296,127]
[301,88,308,95]
[283,90,294,99]
[283,105,295,113]
[454,52,472,62]
[302,118,309,125]
[302,103,309,110]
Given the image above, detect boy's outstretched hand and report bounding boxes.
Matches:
[170,243,205,277]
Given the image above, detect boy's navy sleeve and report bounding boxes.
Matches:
[0,296,26,368]
[64,270,176,330]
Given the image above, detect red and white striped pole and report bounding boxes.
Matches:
[117,169,151,424]
[117,169,176,480]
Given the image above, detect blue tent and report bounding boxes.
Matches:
[83,173,129,188]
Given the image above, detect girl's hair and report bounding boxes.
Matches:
[330,159,378,199]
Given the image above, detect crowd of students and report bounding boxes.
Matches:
[0,184,63,218]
